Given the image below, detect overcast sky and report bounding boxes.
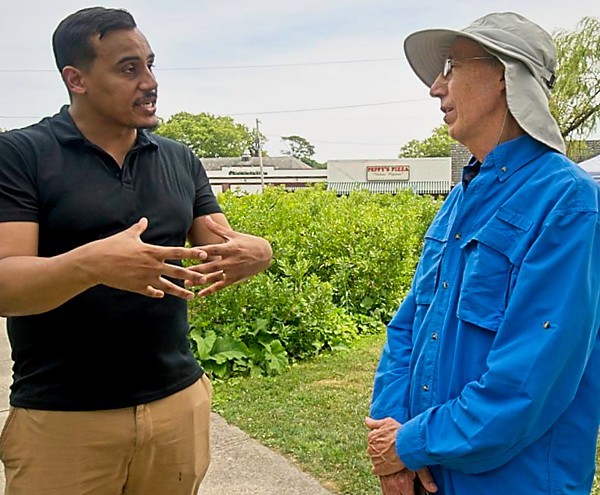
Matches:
[0,1,598,162]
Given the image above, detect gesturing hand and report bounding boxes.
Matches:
[82,217,208,300]
[190,216,273,297]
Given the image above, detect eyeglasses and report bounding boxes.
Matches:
[442,56,496,78]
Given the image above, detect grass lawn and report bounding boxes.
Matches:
[212,332,600,494]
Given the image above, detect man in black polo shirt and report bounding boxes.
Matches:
[0,7,272,495]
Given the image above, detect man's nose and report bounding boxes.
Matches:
[140,66,158,90]
[429,74,447,98]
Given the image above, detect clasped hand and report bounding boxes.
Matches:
[365,417,437,495]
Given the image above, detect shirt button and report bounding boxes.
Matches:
[543,321,551,329]
[501,166,508,173]
[432,332,438,340]
[454,233,461,240]
[423,384,429,391]
[442,281,449,289]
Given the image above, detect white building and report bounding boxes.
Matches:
[202,154,454,196]
[202,155,326,195]
[327,157,452,195]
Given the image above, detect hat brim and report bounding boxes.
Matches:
[403,29,459,87]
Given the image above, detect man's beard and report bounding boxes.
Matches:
[140,120,159,132]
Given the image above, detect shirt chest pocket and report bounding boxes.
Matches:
[457,207,533,331]
[414,219,448,306]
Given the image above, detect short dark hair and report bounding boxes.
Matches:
[52,7,137,72]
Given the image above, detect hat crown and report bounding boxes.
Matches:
[464,12,557,91]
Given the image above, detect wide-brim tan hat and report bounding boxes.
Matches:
[404,12,565,154]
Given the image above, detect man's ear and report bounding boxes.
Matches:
[498,72,506,92]
[62,66,86,95]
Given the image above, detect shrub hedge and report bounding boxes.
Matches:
[188,185,441,378]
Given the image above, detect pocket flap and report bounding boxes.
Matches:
[461,206,533,266]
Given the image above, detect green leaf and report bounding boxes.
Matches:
[264,340,289,375]
[190,329,217,361]
[212,336,251,365]
[360,296,374,310]
[205,361,229,379]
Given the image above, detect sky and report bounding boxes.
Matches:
[0,1,598,163]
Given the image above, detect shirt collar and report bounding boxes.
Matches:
[484,135,549,182]
[50,105,159,151]
[462,156,481,189]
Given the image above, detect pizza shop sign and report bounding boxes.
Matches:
[366,165,410,181]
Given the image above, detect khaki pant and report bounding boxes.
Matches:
[0,375,212,495]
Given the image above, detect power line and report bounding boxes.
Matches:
[0,98,429,120]
[227,99,427,116]
[158,57,405,71]
[0,56,405,73]
[267,134,402,146]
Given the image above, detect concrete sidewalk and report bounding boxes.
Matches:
[0,317,333,494]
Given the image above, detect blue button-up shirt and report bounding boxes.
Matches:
[371,135,600,494]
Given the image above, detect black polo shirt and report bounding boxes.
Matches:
[0,106,222,410]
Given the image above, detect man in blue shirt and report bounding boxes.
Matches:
[366,12,600,495]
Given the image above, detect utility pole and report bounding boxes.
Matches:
[256,118,265,193]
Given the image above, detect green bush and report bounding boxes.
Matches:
[188,186,441,378]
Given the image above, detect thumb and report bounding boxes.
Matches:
[365,416,385,429]
[129,217,149,238]
[417,467,438,493]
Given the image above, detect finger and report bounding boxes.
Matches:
[191,269,228,287]
[416,468,438,493]
[155,277,196,300]
[195,279,228,298]
[367,430,380,444]
[139,285,165,299]
[161,263,208,286]
[210,270,228,283]
[128,217,149,237]
[188,258,227,274]
[184,274,207,288]
[380,471,415,495]
[365,417,386,429]
[196,244,230,259]
[155,245,207,262]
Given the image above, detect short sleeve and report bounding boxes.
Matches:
[193,154,222,218]
[0,132,39,223]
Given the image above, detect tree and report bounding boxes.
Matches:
[398,124,455,158]
[551,16,600,152]
[281,135,325,168]
[155,112,264,158]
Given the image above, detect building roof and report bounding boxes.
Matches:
[578,154,600,186]
[200,156,313,171]
[578,154,600,173]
